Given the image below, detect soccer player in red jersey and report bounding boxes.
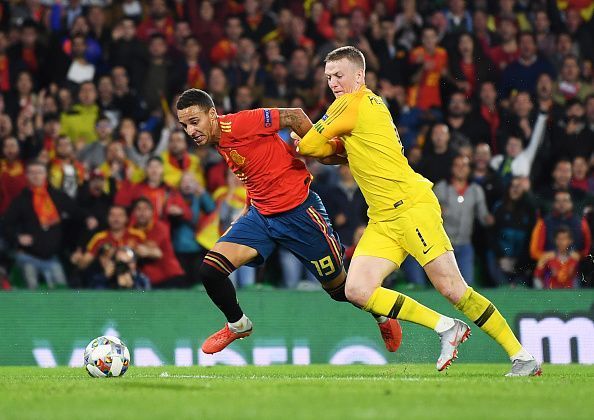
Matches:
[176,88,402,354]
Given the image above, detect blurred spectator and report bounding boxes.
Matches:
[0,137,27,216]
[136,0,175,46]
[317,166,367,248]
[97,140,144,193]
[446,91,491,147]
[486,17,519,73]
[110,17,149,91]
[210,16,242,67]
[77,114,113,170]
[174,35,207,92]
[90,246,151,290]
[5,70,36,122]
[131,197,185,288]
[71,205,145,273]
[393,0,422,52]
[76,169,113,246]
[565,7,594,63]
[187,0,224,50]
[500,32,555,97]
[490,111,548,185]
[434,155,494,283]
[262,58,290,108]
[417,123,456,183]
[551,99,590,161]
[8,20,45,83]
[141,34,176,113]
[445,0,472,34]
[408,26,448,110]
[534,9,556,60]
[65,34,95,85]
[60,81,100,146]
[208,66,233,114]
[570,155,594,193]
[288,48,315,108]
[162,129,204,188]
[476,81,504,154]
[4,161,81,289]
[448,32,495,99]
[115,156,191,227]
[240,0,276,43]
[530,189,591,261]
[533,225,580,289]
[553,54,594,105]
[535,72,565,122]
[488,177,536,286]
[48,135,85,198]
[535,158,589,215]
[173,172,215,286]
[226,37,265,90]
[317,15,352,63]
[0,29,26,94]
[374,18,409,86]
[111,66,148,123]
[472,142,503,210]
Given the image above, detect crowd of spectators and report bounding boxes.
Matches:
[1,0,593,291]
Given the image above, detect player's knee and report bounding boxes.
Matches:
[344,282,370,307]
[199,252,236,285]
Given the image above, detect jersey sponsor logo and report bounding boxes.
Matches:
[230,150,246,166]
[264,109,272,127]
[321,114,329,121]
[422,245,434,255]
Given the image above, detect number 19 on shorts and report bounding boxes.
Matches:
[310,256,336,277]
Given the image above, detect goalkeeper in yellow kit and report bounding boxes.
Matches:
[296,46,541,376]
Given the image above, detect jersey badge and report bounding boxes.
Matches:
[230,150,246,166]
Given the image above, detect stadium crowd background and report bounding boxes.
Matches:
[0,0,593,291]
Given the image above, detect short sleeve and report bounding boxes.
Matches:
[226,109,280,140]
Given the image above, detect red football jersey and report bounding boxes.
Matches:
[217,109,312,215]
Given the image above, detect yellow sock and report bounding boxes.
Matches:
[455,287,522,357]
[363,287,441,330]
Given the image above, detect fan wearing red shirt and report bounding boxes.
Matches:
[131,197,185,288]
[176,88,401,355]
[115,156,192,228]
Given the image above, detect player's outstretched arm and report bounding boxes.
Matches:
[278,108,313,138]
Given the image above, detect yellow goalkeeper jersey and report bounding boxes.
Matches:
[300,85,433,222]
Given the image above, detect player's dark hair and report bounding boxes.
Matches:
[176,88,215,111]
[324,46,366,72]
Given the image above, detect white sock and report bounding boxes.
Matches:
[434,316,455,333]
[510,347,533,362]
[374,315,389,324]
[228,315,252,333]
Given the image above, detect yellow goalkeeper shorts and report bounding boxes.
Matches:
[353,190,453,267]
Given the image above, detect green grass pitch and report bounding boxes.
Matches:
[1,364,593,419]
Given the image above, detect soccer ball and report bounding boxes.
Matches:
[84,336,130,378]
